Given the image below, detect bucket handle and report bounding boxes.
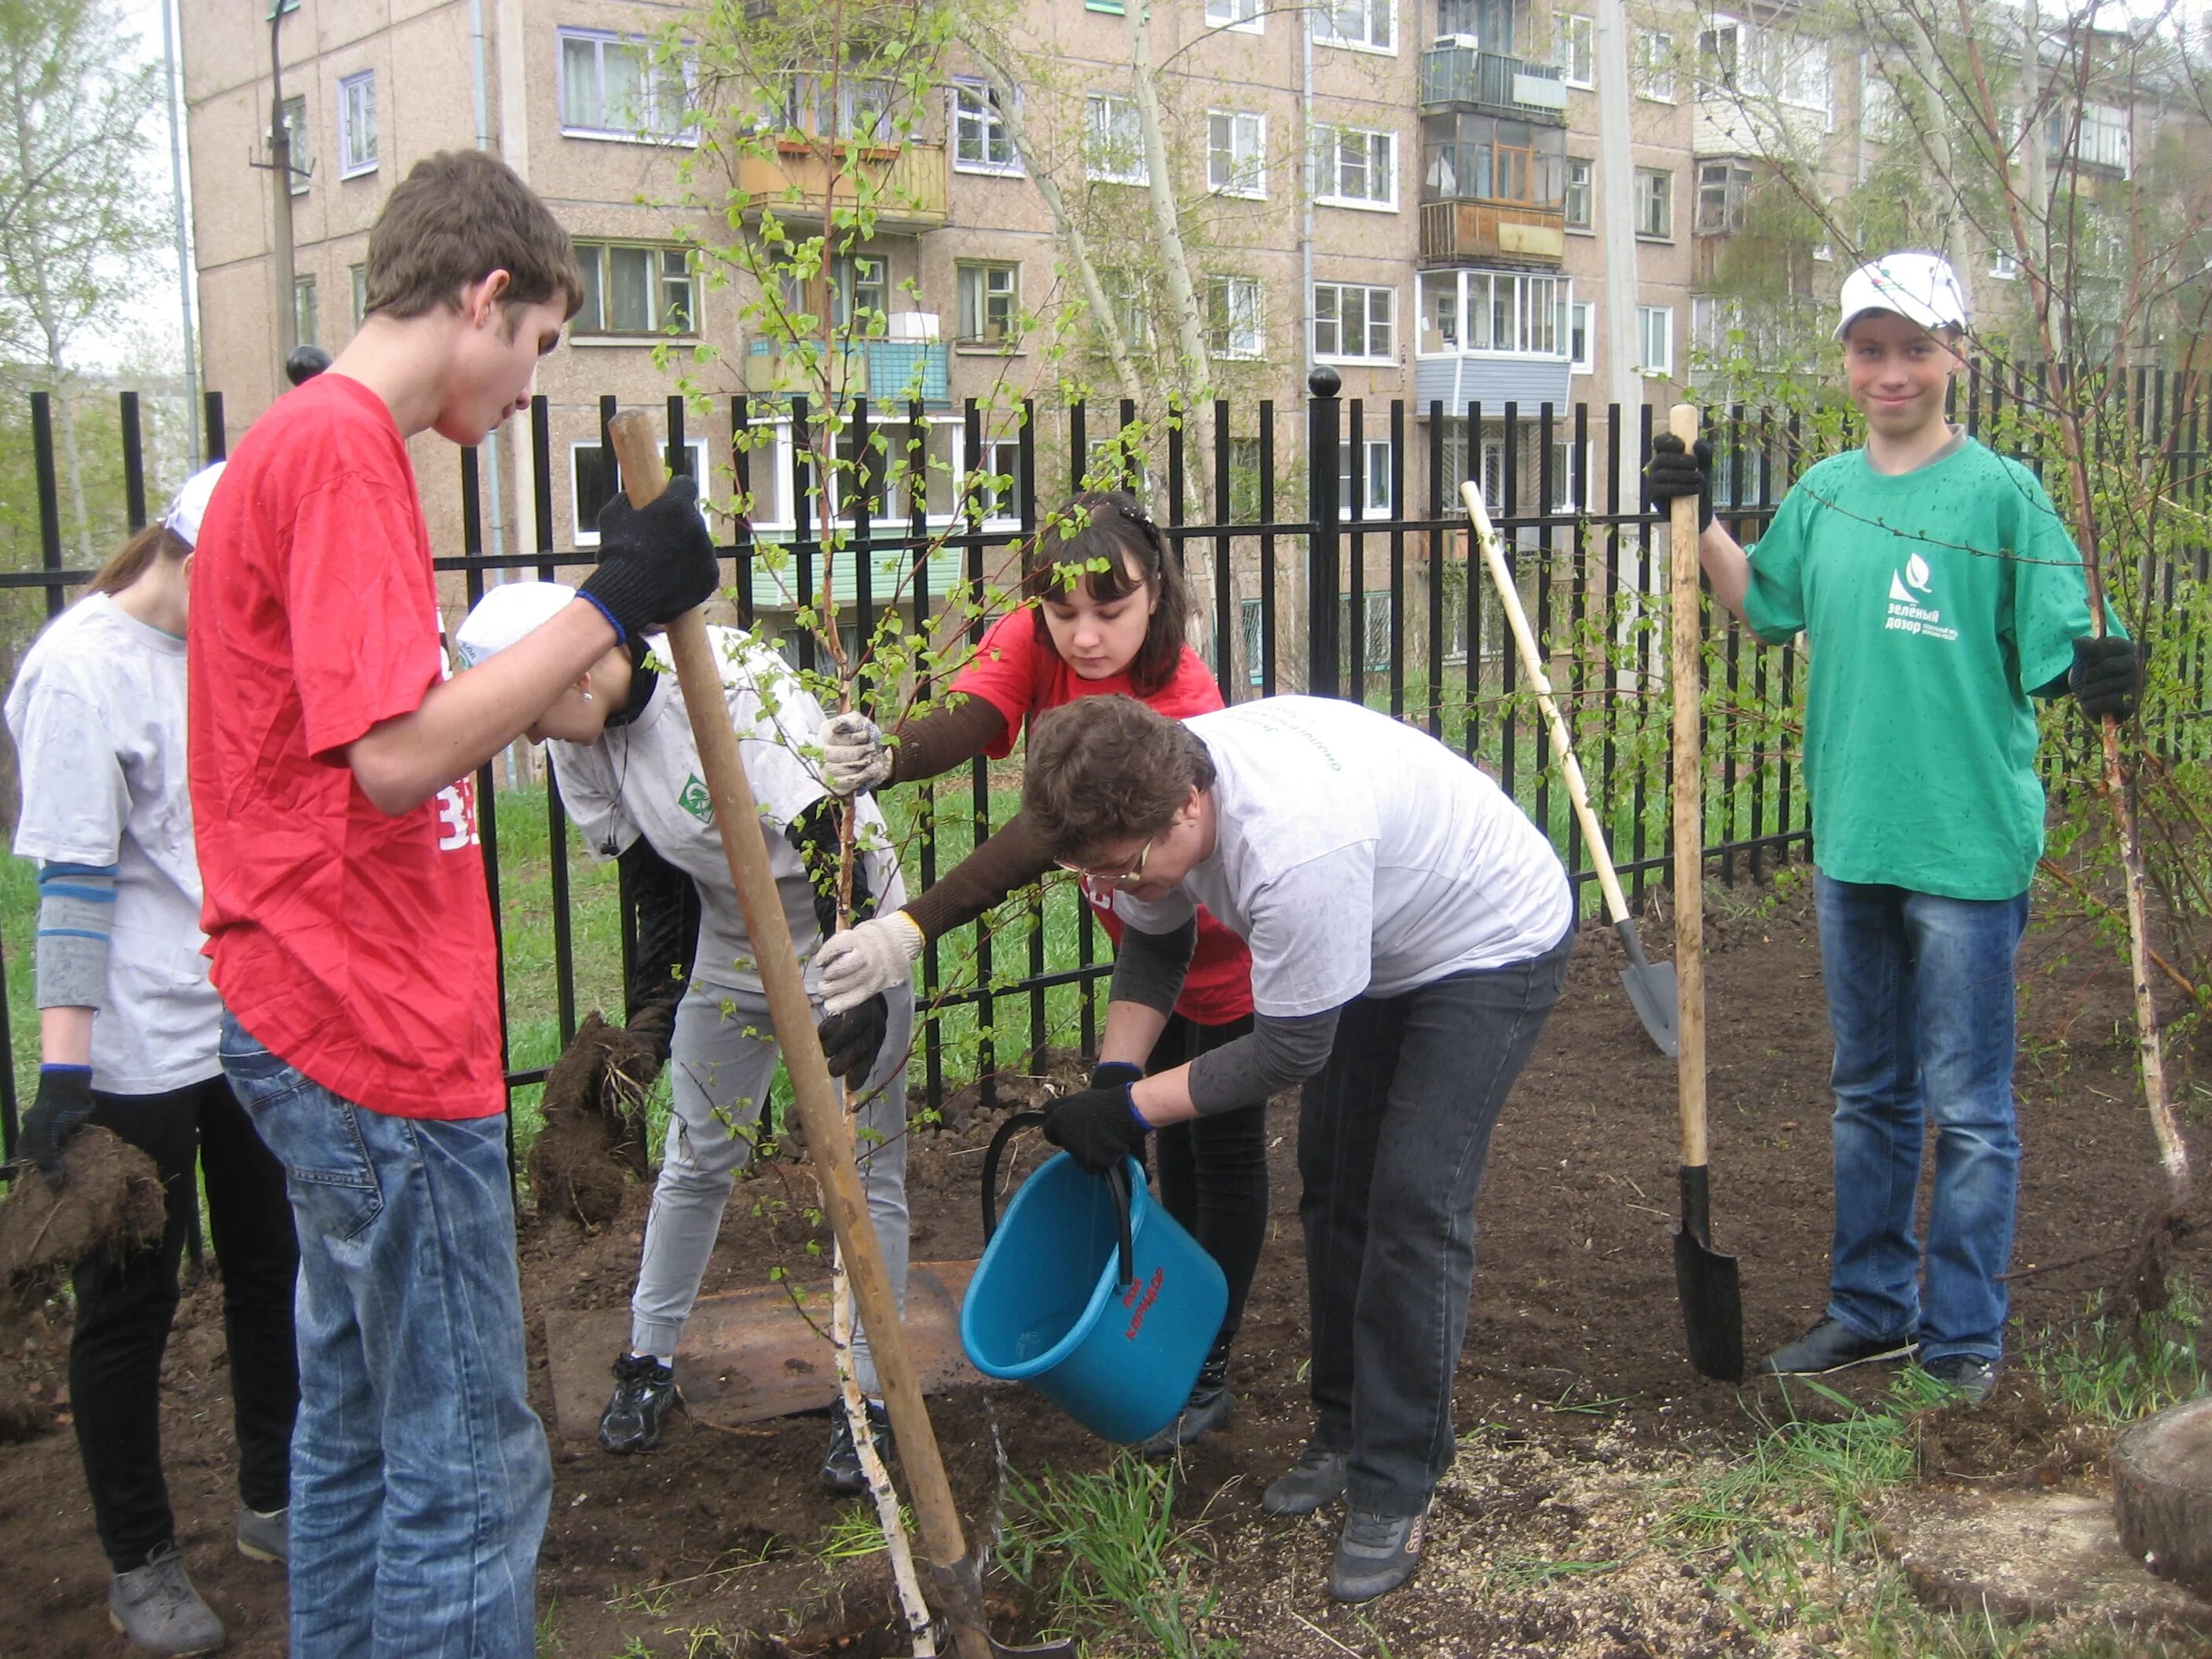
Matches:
[980,1110,1136,1290]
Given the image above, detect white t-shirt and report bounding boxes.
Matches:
[5,594,222,1093]
[1115,697,1570,1017]
[550,626,905,994]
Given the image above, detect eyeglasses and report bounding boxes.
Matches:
[1057,831,1158,889]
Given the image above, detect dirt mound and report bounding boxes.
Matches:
[528,1009,660,1227]
[0,1127,166,1297]
[1917,1385,2109,1485]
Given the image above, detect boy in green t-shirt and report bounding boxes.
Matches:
[1646,253,2140,1404]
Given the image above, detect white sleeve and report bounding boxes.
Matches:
[1239,850,1375,1018]
[548,742,639,859]
[1113,886,1198,933]
[9,680,128,866]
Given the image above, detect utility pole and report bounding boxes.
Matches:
[162,0,200,467]
[1595,0,1644,527]
[266,1,298,373]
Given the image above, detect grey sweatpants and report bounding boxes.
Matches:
[628,982,914,1395]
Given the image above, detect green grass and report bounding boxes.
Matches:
[2022,1281,2207,1425]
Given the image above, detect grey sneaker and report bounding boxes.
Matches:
[1262,1441,1349,1516]
[1923,1354,2000,1406]
[1329,1507,1426,1602]
[109,1542,225,1656]
[236,1505,287,1565]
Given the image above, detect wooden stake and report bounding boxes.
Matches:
[1668,404,1708,1173]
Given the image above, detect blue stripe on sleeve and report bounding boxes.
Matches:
[41,862,120,878]
[37,928,112,942]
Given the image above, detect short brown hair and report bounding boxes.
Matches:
[1023,492,1193,696]
[364,151,584,324]
[1022,694,1215,864]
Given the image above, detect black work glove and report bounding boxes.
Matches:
[24,1065,95,1191]
[1645,434,1715,532]
[1042,1082,1148,1177]
[2070,635,2143,721]
[579,474,722,643]
[1089,1060,1144,1090]
[785,797,881,940]
[819,993,891,1083]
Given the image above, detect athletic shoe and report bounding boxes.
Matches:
[1261,1441,1350,1516]
[235,1505,287,1565]
[1756,1318,1916,1376]
[1329,1507,1426,1602]
[109,1542,225,1656]
[1134,1382,1233,1456]
[1923,1355,2000,1406]
[599,1353,679,1454]
[821,1398,895,1496]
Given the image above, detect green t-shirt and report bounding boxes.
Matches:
[1742,438,2108,899]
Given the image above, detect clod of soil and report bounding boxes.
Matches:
[528,1009,660,1227]
[1916,1385,2108,1485]
[0,1126,166,1297]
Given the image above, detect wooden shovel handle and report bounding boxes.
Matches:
[606,413,989,1659]
[1667,405,1709,1169]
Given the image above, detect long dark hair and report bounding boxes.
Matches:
[1022,490,1193,696]
[88,524,189,598]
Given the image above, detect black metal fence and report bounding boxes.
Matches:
[4,370,2200,1153]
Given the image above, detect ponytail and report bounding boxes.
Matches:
[88,524,189,599]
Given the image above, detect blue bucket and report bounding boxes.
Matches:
[961,1112,1229,1445]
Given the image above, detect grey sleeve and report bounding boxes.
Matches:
[35,862,116,1010]
[1187,1008,1340,1115]
[1108,915,1199,1016]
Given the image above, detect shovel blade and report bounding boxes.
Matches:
[1621,960,1681,1058]
[1674,1229,1745,1382]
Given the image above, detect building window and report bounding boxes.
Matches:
[962,432,1024,524]
[1634,28,1675,101]
[951,80,1018,174]
[1085,92,1147,185]
[1555,13,1594,87]
[1206,0,1263,31]
[1695,160,1752,235]
[575,438,709,544]
[1637,303,1673,377]
[1313,281,1394,361]
[1207,275,1264,358]
[1227,436,1263,519]
[1097,266,1149,352]
[294,275,317,349]
[575,242,698,335]
[337,71,376,178]
[1634,167,1672,239]
[1568,299,1592,372]
[1207,110,1265,197]
[1990,247,2020,280]
[1313,0,1394,53]
[1339,591,1392,669]
[279,95,309,195]
[1549,439,1588,511]
[2047,102,2132,176]
[1086,0,1123,12]
[781,253,888,331]
[1701,21,1830,119]
[349,263,368,328]
[1563,156,1592,229]
[558,27,694,140]
[956,261,1019,346]
[785,74,897,144]
[1338,438,1393,517]
[1417,269,1568,356]
[1312,126,1396,208]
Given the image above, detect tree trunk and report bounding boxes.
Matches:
[2115,1396,2212,1602]
[1124,0,1210,395]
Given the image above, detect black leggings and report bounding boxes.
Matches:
[1146,1013,1265,1348]
[71,1075,299,1571]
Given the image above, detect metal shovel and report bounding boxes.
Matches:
[1460,479,1679,1057]
[607,414,1075,1659]
[1661,404,1744,1384]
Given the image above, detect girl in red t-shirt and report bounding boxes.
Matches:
[813,491,1261,1450]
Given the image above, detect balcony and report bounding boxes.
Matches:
[742,334,950,408]
[733,140,948,231]
[1420,46,1567,122]
[1420,199,1565,266]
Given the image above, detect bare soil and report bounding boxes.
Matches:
[3,873,2207,1657]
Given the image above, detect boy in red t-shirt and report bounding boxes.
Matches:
[189,151,718,1656]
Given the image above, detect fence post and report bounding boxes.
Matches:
[31,392,64,618]
[1307,366,1342,698]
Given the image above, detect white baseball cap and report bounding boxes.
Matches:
[1834,252,1969,341]
[456,580,577,668]
[160,462,227,548]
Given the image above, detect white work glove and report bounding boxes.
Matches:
[815,910,925,1015]
[819,711,894,796]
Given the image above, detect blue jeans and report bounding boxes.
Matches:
[221,1011,551,1659]
[1815,873,2031,1365]
[1298,926,1573,1517]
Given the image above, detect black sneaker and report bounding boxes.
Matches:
[1756,1318,1916,1377]
[1262,1441,1350,1516]
[1134,1381,1233,1456]
[1922,1354,2000,1406]
[599,1353,679,1454]
[1329,1507,1426,1602]
[821,1398,894,1496]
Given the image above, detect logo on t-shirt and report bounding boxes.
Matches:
[678,773,716,823]
[1884,551,1958,643]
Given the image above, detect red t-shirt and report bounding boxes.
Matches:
[953,611,1255,1026]
[188,375,505,1120]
